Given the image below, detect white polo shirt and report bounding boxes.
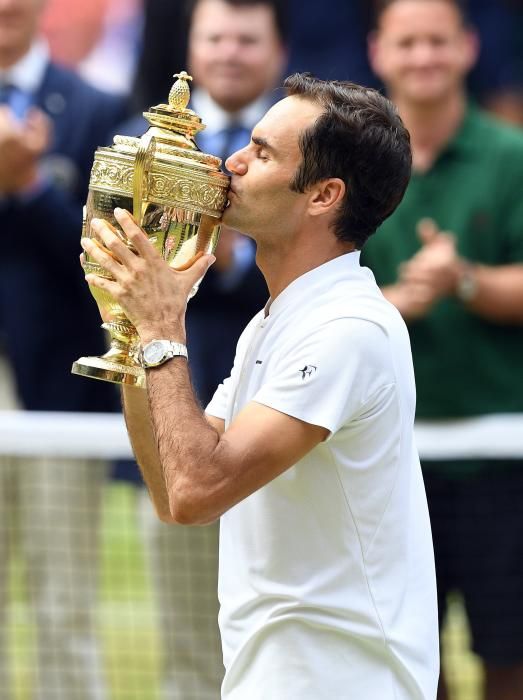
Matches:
[206,251,439,700]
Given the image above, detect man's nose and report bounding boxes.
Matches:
[225,148,248,175]
[219,37,243,61]
[410,40,438,66]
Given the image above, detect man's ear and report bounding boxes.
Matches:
[367,30,383,80]
[462,28,480,74]
[308,178,346,218]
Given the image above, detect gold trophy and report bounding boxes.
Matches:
[72,71,230,388]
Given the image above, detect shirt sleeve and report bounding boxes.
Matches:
[206,374,231,421]
[252,316,395,437]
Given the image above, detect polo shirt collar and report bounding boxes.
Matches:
[0,39,49,93]
[439,102,482,160]
[265,250,361,318]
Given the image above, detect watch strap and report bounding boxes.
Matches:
[456,261,478,303]
[141,339,188,368]
[164,341,188,360]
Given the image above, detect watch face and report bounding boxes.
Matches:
[143,340,166,366]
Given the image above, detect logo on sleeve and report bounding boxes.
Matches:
[299,365,317,380]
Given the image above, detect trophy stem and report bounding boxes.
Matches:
[72,326,146,388]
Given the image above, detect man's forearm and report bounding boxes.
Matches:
[121,384,174,522]
[457,263,523,323]
[145,357,222,524]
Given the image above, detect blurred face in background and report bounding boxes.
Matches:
[188,0,286,112]
[0,0,45,67]
[369,0,478,107]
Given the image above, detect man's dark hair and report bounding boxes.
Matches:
[186,0,288,43]
[285,73,412,249]
[372,0,469,28]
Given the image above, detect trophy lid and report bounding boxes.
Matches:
[110,70,224,172]
[91,70,229,220]
[142,71,205,141]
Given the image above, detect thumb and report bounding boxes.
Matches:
[176,252,216,292]
[185,253,216,295]
[174,251,215,273]
[193,253,216,277]
[416,218,439,246]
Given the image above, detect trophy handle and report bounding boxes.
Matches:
[133,130,157,225]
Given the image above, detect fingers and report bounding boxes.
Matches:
[174,250,205,271]
[400,263,428,286]
[416,217,439,245]
[189,252,216,278]
[0,105,18,132]
[400,258,439,286]
[83,209,215,289]
[114,208,153,257]
[81,234,124,279]
[24,108,51,153]
[84,270,120,299]
[91,217,138,267]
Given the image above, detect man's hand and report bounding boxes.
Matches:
[0,106,50,193]
[81,207,215,342]
[382,280,439,321]
[382,218,467,321]
[399,218,463,298]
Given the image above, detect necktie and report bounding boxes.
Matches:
[0,82,14,105]
[219,123,251,165]
[0,83,30,119]
[220,123,250,159]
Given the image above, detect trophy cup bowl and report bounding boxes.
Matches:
[71,71,230,388]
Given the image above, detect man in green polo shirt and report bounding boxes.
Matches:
[364,1,523,699]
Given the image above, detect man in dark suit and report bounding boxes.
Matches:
[0,0,126,698]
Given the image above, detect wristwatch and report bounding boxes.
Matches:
[456,261,478,303]
[140,339,188,368]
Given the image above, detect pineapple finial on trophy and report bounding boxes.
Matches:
[169,71,193,112]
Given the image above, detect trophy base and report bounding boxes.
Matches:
[72,356,146,389]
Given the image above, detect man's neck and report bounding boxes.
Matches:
[393,91,467,173]
[256,225,355,304]
[0,42,32,72]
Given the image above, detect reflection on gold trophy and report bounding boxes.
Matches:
[72,71,230,388]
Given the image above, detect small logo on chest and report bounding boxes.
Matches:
[299,365,317,380]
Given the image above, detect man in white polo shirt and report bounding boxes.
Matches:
[81,73,439,699]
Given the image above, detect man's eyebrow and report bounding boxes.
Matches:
[251,136,275,152]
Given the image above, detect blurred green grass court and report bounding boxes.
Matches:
[8,484,483,700]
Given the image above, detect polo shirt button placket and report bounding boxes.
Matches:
[232,318,267,413]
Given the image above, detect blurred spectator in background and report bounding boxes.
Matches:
[0,0,127,697]
[363,1,523,699]
[287,0,523,126]
[118,1,283,697]
[286,0,379,88]
[40,0,143,95]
